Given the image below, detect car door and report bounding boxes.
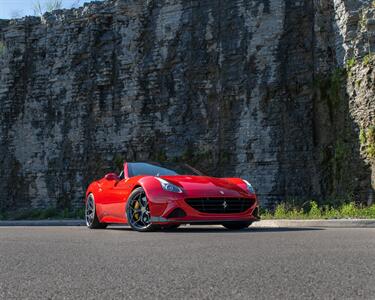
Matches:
[110,178,133,219]
[97,176,119,219]
[104,163,136,220]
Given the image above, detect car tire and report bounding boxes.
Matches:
[222,221,252,230]
[126,187,160,232]
[85,193,107,229]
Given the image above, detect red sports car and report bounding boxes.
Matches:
[85,162,260,231]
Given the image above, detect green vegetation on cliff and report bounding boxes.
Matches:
[359,125,375,159]
[0,41,6,57]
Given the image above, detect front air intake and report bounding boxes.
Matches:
[185,198,253,214]
[167,208,187,218]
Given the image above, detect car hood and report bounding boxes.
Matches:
[159,175,249,197]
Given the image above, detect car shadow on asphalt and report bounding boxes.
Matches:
[106,226,324,233]
[171,227,324,233]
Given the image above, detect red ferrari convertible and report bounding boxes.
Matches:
[85,162,260,231]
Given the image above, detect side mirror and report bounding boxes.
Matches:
[104,173,120,181]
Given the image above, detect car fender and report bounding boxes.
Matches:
[223,177,248,192]
[135,176,178,217]
[85,181,101,199]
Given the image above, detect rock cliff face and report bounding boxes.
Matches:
[333,0,375,203]
[0,0,374,212]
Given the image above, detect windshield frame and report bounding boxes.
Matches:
[126,162,205,177]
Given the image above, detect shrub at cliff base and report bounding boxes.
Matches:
[262,201,375,219]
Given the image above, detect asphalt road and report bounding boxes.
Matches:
[0,226,374,299]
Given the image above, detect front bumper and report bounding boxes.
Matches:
[150,216,260,224]
[148,194,259,225]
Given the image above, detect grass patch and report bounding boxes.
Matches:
[261,201,375,219]
[2,202,375,221]
[0,207,85,220]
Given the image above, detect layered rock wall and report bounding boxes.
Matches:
[0,0,373,212]
[334,0,375,203]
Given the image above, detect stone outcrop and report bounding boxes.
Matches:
[338,0,375,204]
[0,0,374,212]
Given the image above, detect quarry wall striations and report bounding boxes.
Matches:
[0,0,373,212]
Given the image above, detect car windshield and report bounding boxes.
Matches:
[127,162,204,177]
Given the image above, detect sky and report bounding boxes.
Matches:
[0,0,96,19]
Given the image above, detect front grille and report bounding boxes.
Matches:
[185,197,253,214]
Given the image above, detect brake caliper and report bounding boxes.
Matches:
[134,201,140,220]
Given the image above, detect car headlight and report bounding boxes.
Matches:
[242,179,255,194]
[155,177,183,193]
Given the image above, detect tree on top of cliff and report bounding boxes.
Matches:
[33,0,62,16]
